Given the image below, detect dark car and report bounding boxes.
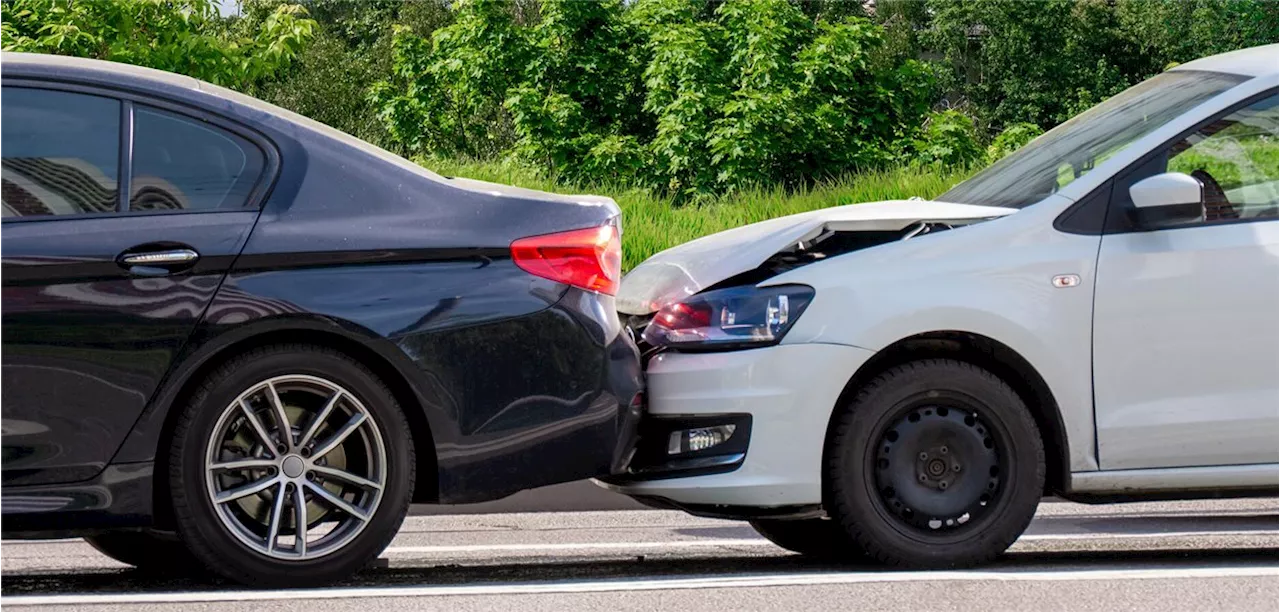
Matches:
[0,52,643,586]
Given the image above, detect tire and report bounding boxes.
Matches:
[84,531,204,573]
[824,359,1045,568]
[168,344,415,588]
[749,518,867,560]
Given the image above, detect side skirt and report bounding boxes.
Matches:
[1063,463,1278,503]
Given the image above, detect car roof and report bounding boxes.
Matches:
[1169,44,1279,79]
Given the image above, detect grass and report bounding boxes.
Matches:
[421,157,975,271]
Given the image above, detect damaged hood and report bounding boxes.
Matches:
[617,199,1016,315]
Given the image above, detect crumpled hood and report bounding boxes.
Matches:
[617,199,1016,315]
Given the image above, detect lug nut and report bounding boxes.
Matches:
[918,452,929,461]
[939,446,949,455]
[939,481,949,490]
[953,463,962,472]
[918,474,928,482]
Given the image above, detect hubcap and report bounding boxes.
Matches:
[204,375,387,560]
[874,403,1002,533]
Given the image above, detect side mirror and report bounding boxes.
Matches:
[1128,172,1204,228]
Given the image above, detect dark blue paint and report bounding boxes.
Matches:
[1,54,641,535]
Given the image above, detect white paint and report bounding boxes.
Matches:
[5,566,1275,607]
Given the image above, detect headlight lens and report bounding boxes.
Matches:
[642,284,815,349]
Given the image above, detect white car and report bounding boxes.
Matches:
[597,44,1279,567]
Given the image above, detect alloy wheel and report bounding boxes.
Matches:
[203,374,387,560]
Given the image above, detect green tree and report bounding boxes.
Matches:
[1,0,316,90]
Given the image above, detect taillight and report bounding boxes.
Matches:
[511,224,622,295]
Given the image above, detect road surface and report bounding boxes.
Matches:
[3,498,1276,611]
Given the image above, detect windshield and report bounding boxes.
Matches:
[937,70,1249,208]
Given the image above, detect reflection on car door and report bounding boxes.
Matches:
[1,85,268,486]
[1092,93,1280,470]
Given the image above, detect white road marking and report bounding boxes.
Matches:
[377,529,1276,555]
[5,566,1276,606]
[382,538,771,554]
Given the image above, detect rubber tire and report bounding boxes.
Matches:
[84,531,204,574]
[168,344,416,588]
[749,518,867,560]
[824,359,1045,569]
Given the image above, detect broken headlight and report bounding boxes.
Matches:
[642,284,815,350]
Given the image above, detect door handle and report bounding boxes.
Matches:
[120,249,200,267]
[118,247,200,276]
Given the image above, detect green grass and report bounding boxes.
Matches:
[421,158,974,271]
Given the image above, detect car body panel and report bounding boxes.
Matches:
[1093,188,1280,471]
[1,211,259,486]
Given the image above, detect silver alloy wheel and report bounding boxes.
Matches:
[204,374,387,560]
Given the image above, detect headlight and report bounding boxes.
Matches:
[642,284,815,350]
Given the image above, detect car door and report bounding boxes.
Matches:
[1092,91,1280,470]
[1,84,272,486]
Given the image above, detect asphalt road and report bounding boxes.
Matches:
[2,498,1276,612]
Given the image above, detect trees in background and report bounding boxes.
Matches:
[4,0,1276,198]
[1,0,315,89]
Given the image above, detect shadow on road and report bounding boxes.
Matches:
[4,547,1276,597]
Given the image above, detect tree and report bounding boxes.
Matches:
[1,0,316,90]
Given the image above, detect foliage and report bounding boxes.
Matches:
[926,0,1278,130]
[375,0,938,199]
[912,109,983,169]
[370,0,529,158]
[225,1,455,152]
[1,0,316,90]
[986,122,1043,163]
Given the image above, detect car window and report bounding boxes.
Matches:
[130,105,265,212]
[1167,94,1278,221]
[1,88,121,217]
[936,70,1247,209]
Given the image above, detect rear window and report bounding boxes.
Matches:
[130,105,265,211]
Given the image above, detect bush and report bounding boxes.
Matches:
[1,0,316,90]
[986,122,1043,163]
[912,109,983,169]
[373,0,937,199]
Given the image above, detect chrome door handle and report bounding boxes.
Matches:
[120,249,200,266]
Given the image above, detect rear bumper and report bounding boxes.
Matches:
[596,342,874,508]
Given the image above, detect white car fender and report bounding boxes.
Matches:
[769,198,1103,473]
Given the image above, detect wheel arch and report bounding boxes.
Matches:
[824,330,1071,498]
[143,325,441,529]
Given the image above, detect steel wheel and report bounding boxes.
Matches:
[873,402,1003,534]
[824,359,1044,568]
[204,374,387,560]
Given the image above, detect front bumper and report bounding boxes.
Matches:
[596,342,875,508]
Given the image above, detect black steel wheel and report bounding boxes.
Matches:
[824,359,1045,568]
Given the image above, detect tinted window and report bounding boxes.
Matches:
[130,106,264,211]
[2,88,120,217]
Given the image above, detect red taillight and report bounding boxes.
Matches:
[511,224,622,295]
